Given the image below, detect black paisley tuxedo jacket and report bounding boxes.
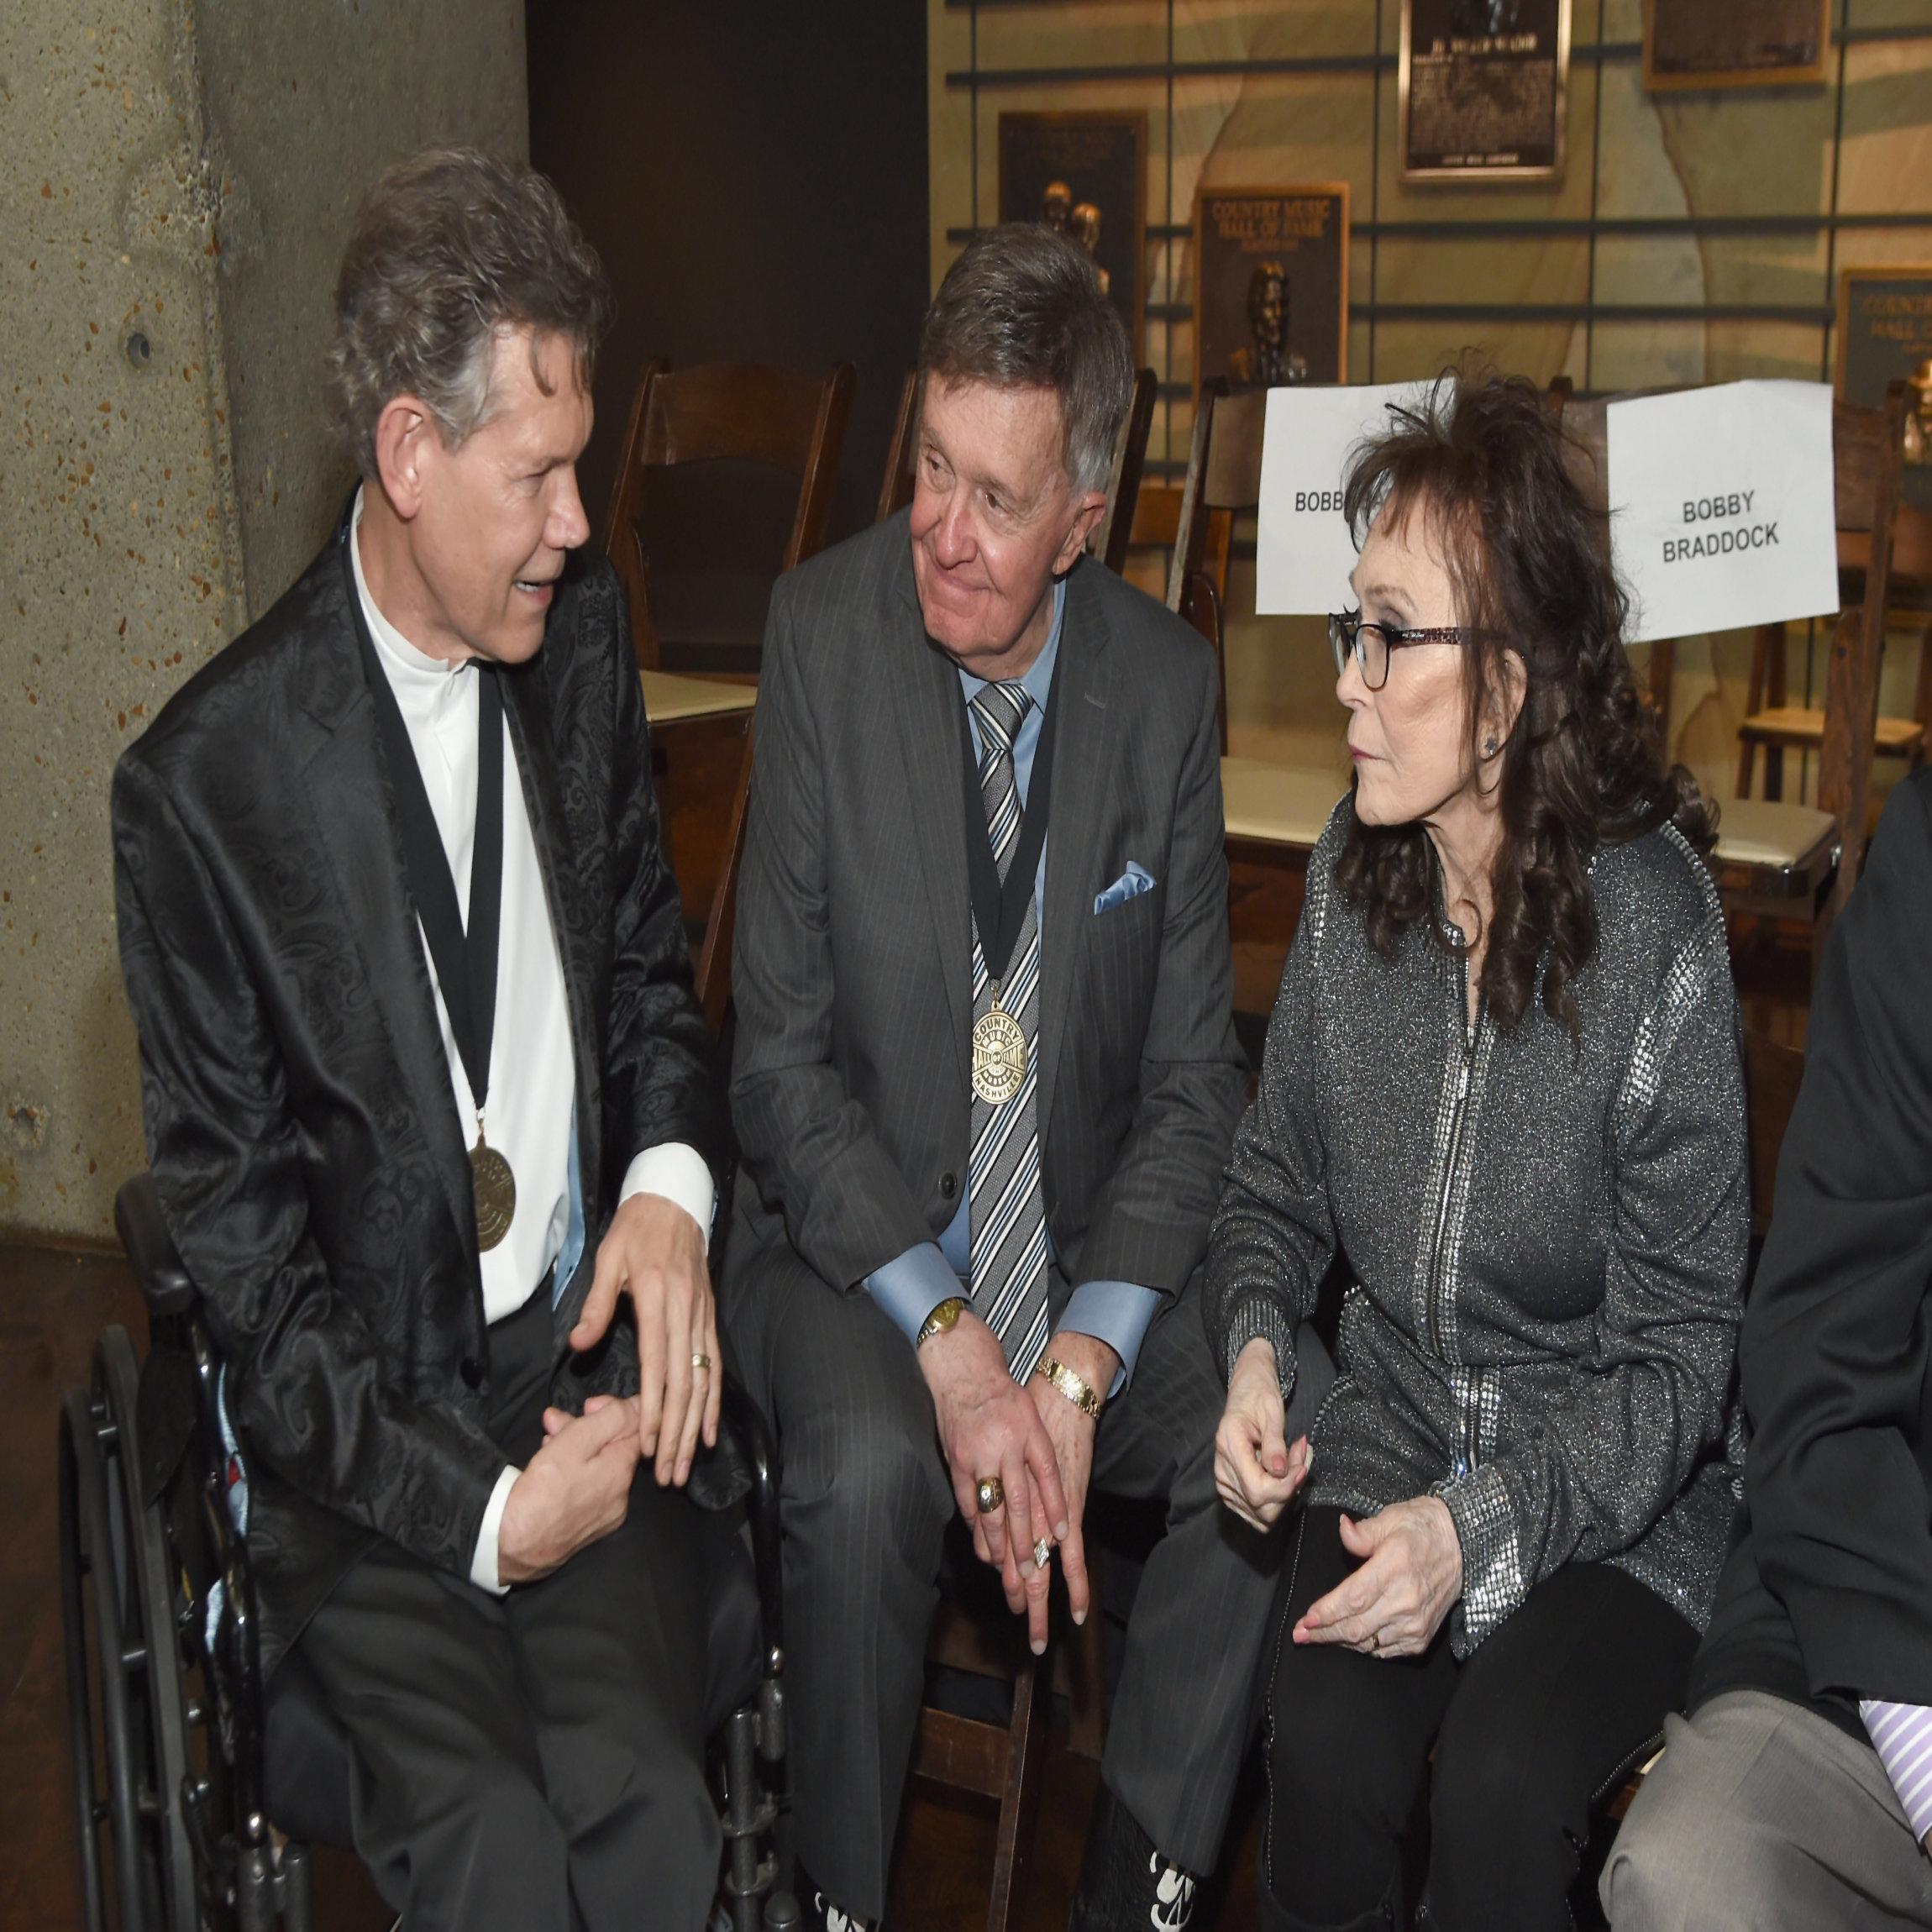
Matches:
[112,516,729,1674]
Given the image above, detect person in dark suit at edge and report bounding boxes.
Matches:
[722,223,1334,1932]
[1603,765,1932,1928]
[111,148,731,1932]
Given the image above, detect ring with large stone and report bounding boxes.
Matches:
[1032,1536,1053,1571]
[975,1475,1005,1515]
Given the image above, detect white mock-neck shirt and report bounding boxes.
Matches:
[350,493,713,1585]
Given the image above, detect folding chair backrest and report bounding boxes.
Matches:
[1165,385,1268,753]
[602,359,856,669]
[1091,367,1159,575]
[876,370,920,526]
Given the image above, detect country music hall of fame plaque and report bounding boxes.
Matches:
[1839,265,1932,515]
[998,111,1147,360]
[1399,0,1572,182]
[1642,0,1830,92]
[1192,185,1351,403]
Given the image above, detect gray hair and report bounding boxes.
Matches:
[324,146,611,479]
[918,224,1133,495]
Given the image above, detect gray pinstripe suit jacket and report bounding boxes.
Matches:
[728,512,1248,1315]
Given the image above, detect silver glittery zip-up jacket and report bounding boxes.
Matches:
[1205,800,1747,1656]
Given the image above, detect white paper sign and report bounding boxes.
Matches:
[1256,382,1436,614]
[1606,381,1839,646]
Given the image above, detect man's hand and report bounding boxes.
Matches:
[919,1310,1070,1655]
[497,1395,643,1584]
[1215,1336,1311,1533]
[1294,1496,1463,1658]
[1025,1331,1119,1630]
[570,1191,719,1486]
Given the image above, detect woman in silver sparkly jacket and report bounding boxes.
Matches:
[1205,371,1747,1932]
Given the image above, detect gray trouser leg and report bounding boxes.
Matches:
[1601,1688,1932,1930]
[720,1231,954,1923]
[1091,1274,1335,1874]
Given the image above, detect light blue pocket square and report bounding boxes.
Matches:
[1094,861,1157,915]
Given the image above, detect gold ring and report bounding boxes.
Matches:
[691,1352,711,1372]
[1033,1536,1053,1570]
[975,1475,1005,1514]
[1367,1630,1381,1652]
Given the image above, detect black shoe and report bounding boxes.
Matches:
[1069,1784,1200,1932]
[796,1862,879,1932]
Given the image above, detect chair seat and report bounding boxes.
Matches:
[1221,757,1347,850]
[1736,705,1924,757]
[639,668,759,726]
[1712,798,1838,874]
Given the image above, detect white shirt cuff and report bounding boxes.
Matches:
[619,1141,717,1241]
[469,1463,520,1594]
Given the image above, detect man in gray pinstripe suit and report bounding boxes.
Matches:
[723,226,1331,1932]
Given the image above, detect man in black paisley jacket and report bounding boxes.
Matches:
[110,150,730,1932]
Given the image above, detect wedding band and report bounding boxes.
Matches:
[1367,1630,1381,1652]
[691,1352,711,1372]
[975,1475,1005,1514]
[1033,1537,1053,1571]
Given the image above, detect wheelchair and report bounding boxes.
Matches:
[59,1173,795,1932]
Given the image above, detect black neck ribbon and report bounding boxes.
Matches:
[343,536,506,1119]
[956,645,1063,987]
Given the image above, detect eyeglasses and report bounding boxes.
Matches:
[1328,611,1467,691]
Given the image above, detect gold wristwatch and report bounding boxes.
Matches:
[1033,1355,1104,1420]
[916,1295,969,1349]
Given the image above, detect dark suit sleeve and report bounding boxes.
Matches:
[595,579,732,1204]
[113,757,504,1579]
[1072,638,1247,1295]
[729,576,933,1287]
[1741,771,1932,1707]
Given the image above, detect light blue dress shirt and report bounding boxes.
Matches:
[864,580,1160,1394]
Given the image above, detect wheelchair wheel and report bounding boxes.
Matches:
[60,1326,201,1931]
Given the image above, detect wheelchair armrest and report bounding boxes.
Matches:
[718,1371,784,1670]
[114,1172,199,1318]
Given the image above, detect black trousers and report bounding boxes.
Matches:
[294,1289,719,1932]
[722,1223,1334,1921]
[1260,1506,1699,1932]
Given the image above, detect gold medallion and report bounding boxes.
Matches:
[470,1126,517,1252]
[971,985,1027,1106]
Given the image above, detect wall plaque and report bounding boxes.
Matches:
[998,111,1147,360]
[1838,265,1932,514]
[1399,0,1570,182]
[1643,0,1830,92]
[1193,184,1350,404]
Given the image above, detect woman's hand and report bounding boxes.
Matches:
[1294,1496,1463,1657]
[1215,1336,1312,1532]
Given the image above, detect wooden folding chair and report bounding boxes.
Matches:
[874,366,1161,578]
[602,358,855,672]
[1735,501,1932,800]
[1554,381,1909,972]
[1167,383,1348,871]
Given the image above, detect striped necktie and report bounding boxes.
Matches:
[967,680,1053,1385]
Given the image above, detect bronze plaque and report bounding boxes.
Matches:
[1838,266,1932,514]
[1643,0,1830,91]
[997,111,1147,360]
[1193,184,1350,402]
[1399,0,1570,182]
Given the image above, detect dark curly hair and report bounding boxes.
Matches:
[1335,367,1714,1037]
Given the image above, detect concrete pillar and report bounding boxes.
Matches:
[1,0,525,1239]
